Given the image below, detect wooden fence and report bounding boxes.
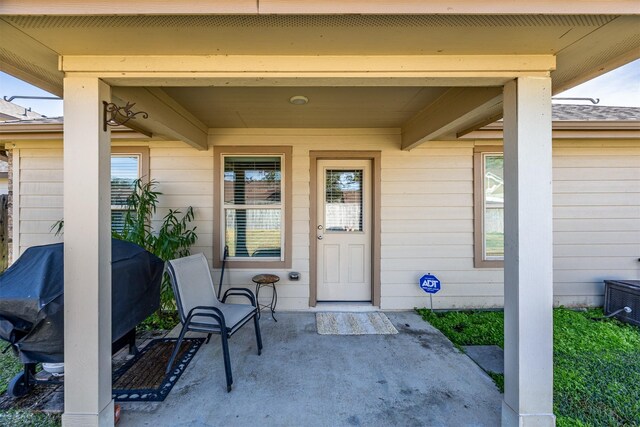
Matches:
[0,194,8,272]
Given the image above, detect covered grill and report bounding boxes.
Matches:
[0,238,163,396]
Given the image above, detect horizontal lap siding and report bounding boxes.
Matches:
[149,145,214,263]
[18,148,64,256]
[552,142,640,307]
[381,144,502,309]
[12,136,640,311]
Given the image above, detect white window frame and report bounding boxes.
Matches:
[221,154,285,263]
[213,146,292,270]
[474,147,504,268]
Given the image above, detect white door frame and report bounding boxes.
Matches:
[316,159,372,301]
[309,151,381,307]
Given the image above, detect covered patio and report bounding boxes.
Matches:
[1,3,639,426]
[120,311,502,427]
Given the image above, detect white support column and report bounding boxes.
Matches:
[62,77,114,427]
[502,77,555,427]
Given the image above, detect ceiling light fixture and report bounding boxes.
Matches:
[289,95,309,105]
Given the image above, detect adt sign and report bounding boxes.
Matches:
[419,274,441,294]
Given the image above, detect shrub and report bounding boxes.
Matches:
[52,179,198,328]
[113,179,198,313]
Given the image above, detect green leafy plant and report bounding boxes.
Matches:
[51,179,198,329]
[113,179,197,316]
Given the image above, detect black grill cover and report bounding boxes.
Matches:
[0,239,163,363]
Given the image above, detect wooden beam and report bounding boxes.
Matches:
[111,87,208,150]
[61,54,556,74]
[0,0,257,14]
[260,0,640,14]
[1,0,637,15]
[99,76,521,88]
[401,87,503,150]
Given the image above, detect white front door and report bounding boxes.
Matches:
[316,160,372,301]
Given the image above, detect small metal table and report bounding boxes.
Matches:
[252,274,280,322]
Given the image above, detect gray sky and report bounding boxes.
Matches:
[1,59,638,118]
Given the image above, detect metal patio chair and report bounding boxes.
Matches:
[165,249,263,392]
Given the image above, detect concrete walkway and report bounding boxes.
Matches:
[119,312,501,427]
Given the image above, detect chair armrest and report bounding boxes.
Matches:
[185,306,227,330]
[222,287,257,307]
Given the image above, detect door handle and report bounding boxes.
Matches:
[317,235,323,240]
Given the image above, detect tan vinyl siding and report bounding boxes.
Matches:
[17,147,64,255]
[10,134,640,310]
[149,142,214,263]
[552,140,640,307]
[381,143,503,310]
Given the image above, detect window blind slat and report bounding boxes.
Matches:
[111,156,139,206]
[224,157,281,205]
[111,155,140,232]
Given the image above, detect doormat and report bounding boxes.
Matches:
[316,312,398,335]
[112,337,205,402]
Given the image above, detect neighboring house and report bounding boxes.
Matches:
[0,98,44,122]
[0,157,7,194]
[0,100,48,194]
[1,4,638,426]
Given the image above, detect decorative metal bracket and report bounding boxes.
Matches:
[103,101,148,131]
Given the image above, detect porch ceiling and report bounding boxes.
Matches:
[161,86,450,128]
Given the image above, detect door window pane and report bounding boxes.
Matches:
[325,170,363,232]
[483,154,504,258]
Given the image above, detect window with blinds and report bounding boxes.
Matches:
[111,155,140,232]
[223,156,283,259]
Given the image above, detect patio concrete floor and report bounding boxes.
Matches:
[119,311,501,427]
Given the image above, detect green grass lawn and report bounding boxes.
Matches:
[0,351,62,426]
[417,307,640,427]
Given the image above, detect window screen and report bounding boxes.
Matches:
[223,156,283,259]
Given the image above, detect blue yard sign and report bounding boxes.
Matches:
[419,274,441,294]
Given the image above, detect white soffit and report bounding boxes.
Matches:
[1,15,620,56]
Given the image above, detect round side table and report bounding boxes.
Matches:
[252,274,280,322]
